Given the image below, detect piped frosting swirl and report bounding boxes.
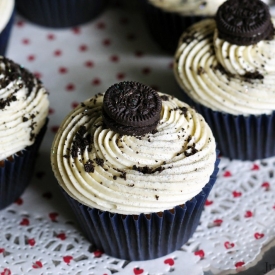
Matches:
[51,91,216,215]
[174,17,275,115]
[0,57,49,160]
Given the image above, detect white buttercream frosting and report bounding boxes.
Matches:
[51,92,216,215]
[0,0,14,33]
[174,18,275,116]
[148,0,226,16]
[0,57,49,160]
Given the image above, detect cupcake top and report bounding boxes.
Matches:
[148,0,226,16]
[0,57,49,160]
[51,81,216,215]
[0,0,14,32]
[174,0,275,116]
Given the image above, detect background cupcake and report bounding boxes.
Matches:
[142,0,226,53]
[0,0,15,55]
[174,0,275,160]
[15,0,109,28]
[51,81,219,261]
[0,57,49,210]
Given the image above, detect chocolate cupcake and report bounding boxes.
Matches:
[51,81,219,261]
[0,57,49,210]
[15,0,108,28]
[142,0,226,53]
[174,0,275,160]
[0,0,15,55]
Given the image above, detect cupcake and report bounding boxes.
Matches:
[142,0,226,53]
[15,0,109,28]
[0,0,15,55]
[0,56,49,210]
[51,81,218,261]
[174,0,275,161]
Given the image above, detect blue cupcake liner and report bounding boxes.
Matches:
[141,0,205,53]
[15,0,109,28]
[180,90,275,160]
[0,119,48,210]
[0,9,15,56]
[62,156,219,261]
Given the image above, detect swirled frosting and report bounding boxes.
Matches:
[0,0,14,32]
[51,92,216,215]
[148,0,226,16]
[174,18,275,116]
[0,57,49,160]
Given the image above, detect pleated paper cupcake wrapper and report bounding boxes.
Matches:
[0,119,48,210]
[15,0,109,28]
[62,157,219,261]
[141,0,205,53]
[0,9,15,56]
[180,90,275,161]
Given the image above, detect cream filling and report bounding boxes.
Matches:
[0,0,15,33]
[174,19,275,116]
[148,0,225,16]
[51,93,216,215]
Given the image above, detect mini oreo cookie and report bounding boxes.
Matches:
[103,82,162,136]
[216,0,274,45]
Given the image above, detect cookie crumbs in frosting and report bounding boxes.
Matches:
[243,72,264,80]
[95,157,104,166]
[160,95,169,101]
[133,165,165,174]
[120,171,127,180]
[214,63,230,76]
[184,145,198,157]
[84,160,95,173]
[0,94,17,109]
[71,126,92,158]
[197,67,205,75]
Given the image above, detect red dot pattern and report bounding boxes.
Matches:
[6,3,273,273]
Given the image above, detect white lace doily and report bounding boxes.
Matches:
[1,157,275,275]
[1,1,275,274]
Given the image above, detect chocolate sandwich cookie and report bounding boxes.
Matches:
[103,81,162,136]
[216,0,274,45]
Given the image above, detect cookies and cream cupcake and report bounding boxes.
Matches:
[0,0,15,55]
[174,0,275,160]
[142,0,226,53]
[0,56,49,210]
[51,81,219,260]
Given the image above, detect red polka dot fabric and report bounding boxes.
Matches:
[1,1,275,274]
